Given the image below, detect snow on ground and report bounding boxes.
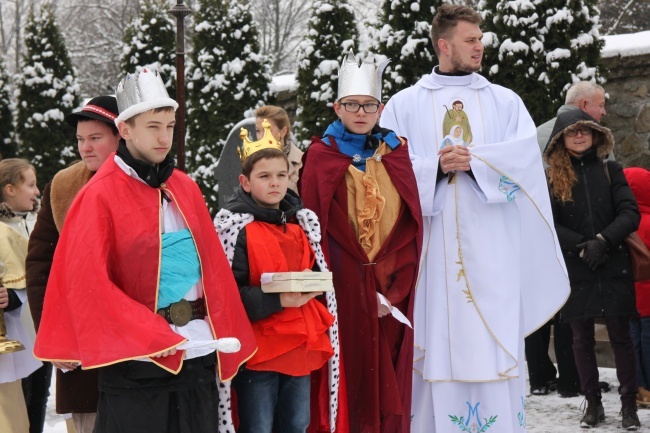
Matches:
[43,366,648,432]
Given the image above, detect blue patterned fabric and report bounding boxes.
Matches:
[158,228,201,309]
[322,120,400,172]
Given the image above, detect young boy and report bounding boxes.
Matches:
[214,121,344,433]
[299,50,423,433]
[33,68,256,433]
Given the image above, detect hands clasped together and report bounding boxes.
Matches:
[578,236,609,271]
[439,145,471,174]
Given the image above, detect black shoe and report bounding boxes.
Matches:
[558,389,580,398]
[599,381,611,392]
[530,386,550,395]
[621,405,640,430]
[580,395,605,428]
[547,378,559,391]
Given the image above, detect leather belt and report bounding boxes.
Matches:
[157,298,206,327]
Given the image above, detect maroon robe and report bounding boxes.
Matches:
[300,137,422,433]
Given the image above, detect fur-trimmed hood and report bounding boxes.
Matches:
[0,200,40,220]
[544,109,614,160]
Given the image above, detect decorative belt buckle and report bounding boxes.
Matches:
[169,299,192,327]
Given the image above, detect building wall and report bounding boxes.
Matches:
[602,51,650,169]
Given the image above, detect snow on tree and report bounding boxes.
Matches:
[0,58,16,158]
[295,0,359,144]
[187,0,271,213]
[479,0,603,124]
[15,3,80,187]
[600,0,650,35]
[370,0,440,98]
[120,0,176,96]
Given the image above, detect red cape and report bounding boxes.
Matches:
[34,157,256,379]
[300,137,423,433]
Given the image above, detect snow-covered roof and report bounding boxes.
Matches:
[269,73,298,93]
[601,31,650,58]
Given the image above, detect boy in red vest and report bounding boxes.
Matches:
[214,121,346,433]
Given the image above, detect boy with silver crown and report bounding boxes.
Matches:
[299,50,423,433]
[213,122,343,433]
[33,68,256,433]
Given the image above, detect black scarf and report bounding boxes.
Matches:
[116,141,174,188]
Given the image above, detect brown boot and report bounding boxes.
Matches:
[637,386,650,406]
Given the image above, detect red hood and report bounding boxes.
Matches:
[625,167,650,214]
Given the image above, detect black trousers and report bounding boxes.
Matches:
[553,316,581,393]
[95,353,218,433]
[571,316,637,405]
[525,316,581,392]
[525,322,556,388]
[22,362,53,433]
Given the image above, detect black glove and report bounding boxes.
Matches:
[577,238,609,271]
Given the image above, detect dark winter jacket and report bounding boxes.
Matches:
[625,167,650,317]
[545,110,640,322]
[224,186,315,321]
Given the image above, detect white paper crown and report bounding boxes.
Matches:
[115,68,178,124]
[337,50,389,102]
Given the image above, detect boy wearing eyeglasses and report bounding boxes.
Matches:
[299,50,423,433]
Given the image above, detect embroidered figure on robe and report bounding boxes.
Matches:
[443,99,473,144]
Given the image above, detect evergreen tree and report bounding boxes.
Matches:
[479,0,603,124]
[0,59,16,158]
[15,3,80,187]
[187,0,271,213]
[120,0,176,95]
[371,0,440,97]
[295,0,359,144]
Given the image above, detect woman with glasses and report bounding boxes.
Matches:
[299,52,422,433]
[544,109,640,429]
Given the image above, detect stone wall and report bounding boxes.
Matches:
[601,51,650,169]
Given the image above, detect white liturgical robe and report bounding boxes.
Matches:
[380,69,570,433]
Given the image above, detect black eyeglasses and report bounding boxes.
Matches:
[565,127,592,137]
[339,102,380,114]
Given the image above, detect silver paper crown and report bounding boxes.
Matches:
[115,68,178,124]
[337,50,389,102]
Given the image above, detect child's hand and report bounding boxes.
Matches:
[53,361,80,370]
[0,286,8,309]
[153,348,178,358]
[377,293,392,318]
[280,292,321,308]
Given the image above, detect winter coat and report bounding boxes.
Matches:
[625,167,650,317]
[25,161,99,414]
[545,110,640,322]
[223,186,311,321]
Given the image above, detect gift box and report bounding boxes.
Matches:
[260,272,333,293]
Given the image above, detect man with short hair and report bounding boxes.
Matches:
[27,95,121,433]
[537,81,607,151]
[32,69,256,433]
[380,5,570,432]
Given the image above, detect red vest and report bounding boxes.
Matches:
[245,221,334,376]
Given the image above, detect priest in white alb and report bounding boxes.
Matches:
[380,5,570,433]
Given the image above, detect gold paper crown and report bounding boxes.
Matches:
[238,119,283,163]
